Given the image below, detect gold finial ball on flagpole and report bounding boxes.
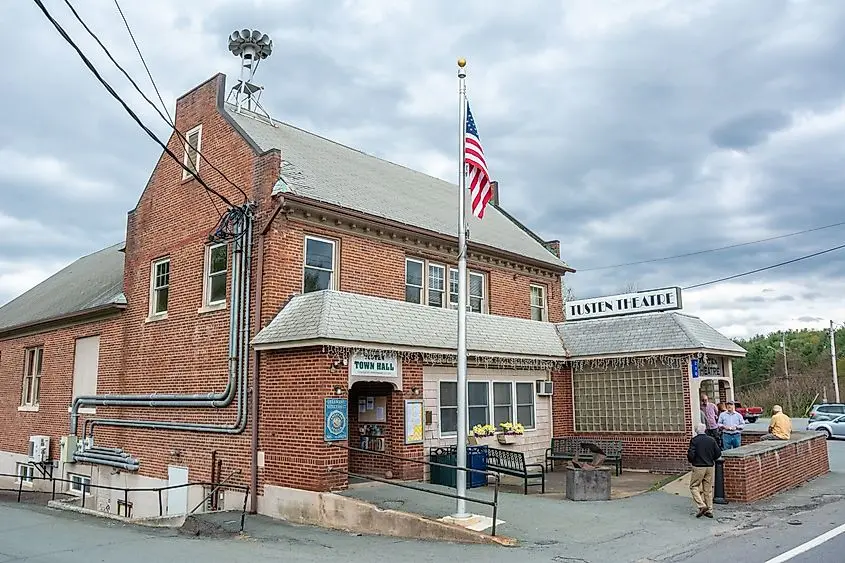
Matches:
[457,58,466,68]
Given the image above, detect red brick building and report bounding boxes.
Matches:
[0,72,744,518]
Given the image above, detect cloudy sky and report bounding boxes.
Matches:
[2,0,845,339]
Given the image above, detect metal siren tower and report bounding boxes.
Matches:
[227,29,273,122]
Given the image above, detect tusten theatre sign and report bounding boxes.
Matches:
[566,287,683,321]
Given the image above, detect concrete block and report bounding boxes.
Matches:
[565,467,611,501]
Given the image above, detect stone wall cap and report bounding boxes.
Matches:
[720,431,822,457]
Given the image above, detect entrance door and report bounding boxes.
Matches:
[166,465,189,515]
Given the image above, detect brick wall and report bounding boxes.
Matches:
[551,362,694,472]
[0,315,122,461]
[723,433,829,502]
[259,215,564,326]
[259,348,348,492]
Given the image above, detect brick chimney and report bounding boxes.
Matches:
[545,240,561,258]
[489,180,499,206]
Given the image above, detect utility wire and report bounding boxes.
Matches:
[31,0,236,208]
[580,220,845,272]
[108,0,221,216]
[112,0,171,124]
[58,0,248,204]
[683,242,845,290]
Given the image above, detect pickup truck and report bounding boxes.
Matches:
[734,402,763,423]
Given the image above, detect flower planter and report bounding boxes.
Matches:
[470,435,497,447]
[497,434,519,445]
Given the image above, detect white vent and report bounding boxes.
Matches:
[535,380,553,396]
[28,435,50,463]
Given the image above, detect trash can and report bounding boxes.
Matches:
[428,445,488,488]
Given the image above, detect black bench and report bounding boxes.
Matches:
[486,447,545,495]
[545,437,623,476]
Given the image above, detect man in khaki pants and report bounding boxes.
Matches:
[688,422,722,518]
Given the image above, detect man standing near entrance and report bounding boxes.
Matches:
[700,393,720,441]
[718,401,745,449]
[688,423,721,518]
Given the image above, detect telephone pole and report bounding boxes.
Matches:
[781,333,793,415]
[831,320,840,403]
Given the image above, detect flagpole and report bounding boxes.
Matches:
[454,57,469,519]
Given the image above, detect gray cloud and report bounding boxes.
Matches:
[1,0,845,338]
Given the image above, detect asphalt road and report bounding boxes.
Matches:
[1,420,842,563]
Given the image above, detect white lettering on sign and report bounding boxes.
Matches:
[349,352,399,378]
[567,287,683,321]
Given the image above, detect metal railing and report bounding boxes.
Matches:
[328,443,501,536]
[0,472,250,532]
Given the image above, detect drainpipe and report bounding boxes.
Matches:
[250,197,284,514]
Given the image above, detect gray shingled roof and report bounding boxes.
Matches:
[556,312,747,358]
[251,290,569,359]
[224,105,569,270]
[0,243,125,333]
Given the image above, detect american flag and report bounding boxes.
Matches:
[464,102,492,219]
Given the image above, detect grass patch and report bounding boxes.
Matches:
[648,473,683,492]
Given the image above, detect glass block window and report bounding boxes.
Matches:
[573,365,685,432]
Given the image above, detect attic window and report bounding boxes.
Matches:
[182,125,202,180]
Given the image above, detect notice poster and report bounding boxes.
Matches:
[404,399,424,444]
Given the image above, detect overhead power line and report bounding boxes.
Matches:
[58,0,249,204]
[108,0,220,216]
[111,0,172,124]
[683,242,845,290]
[31,0,237,208]
[580,220,845,272]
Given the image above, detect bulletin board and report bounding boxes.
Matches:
[357,395,387,423]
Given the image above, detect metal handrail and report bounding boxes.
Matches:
[328,443,500,536]
[0,472,250,531]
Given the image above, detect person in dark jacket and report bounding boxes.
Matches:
[688,423,722,518]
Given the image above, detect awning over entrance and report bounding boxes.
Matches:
[251,290,570,361]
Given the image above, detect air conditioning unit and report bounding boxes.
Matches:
[535,380,554,396]
[28,435,50,463]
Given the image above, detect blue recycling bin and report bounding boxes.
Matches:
[428,445,488,488]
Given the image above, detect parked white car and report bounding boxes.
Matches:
[807,415,845,439]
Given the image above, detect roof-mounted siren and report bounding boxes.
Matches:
[227,29,274,122]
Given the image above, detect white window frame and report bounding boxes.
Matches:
[201,243,228,310]
[20,346,43,408]
[530,284,548,321]
[438,379,537,438]
[182,125,202,180]
[16,463,34,486]
[68,473,92,496]
[149,258,171,319]
[404,257,487,313]
[404,258,425,304]
[303,235,338,293]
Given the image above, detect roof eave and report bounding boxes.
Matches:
[0,302,127,340]
[282,194,572,274]
[568,347,747,361]
[251,336,570,361]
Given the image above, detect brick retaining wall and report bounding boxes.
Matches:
[722,431,829,502]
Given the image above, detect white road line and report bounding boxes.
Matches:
[765,522,845,563]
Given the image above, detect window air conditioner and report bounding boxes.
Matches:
[535,380,554,396]
[28,435,50,463]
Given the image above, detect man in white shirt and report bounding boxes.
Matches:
[717,401,745,450]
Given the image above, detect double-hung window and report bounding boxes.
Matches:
[20,346,43,407]
[530,284,548,321]
[303,236,337,293]
[149,258,170,317]
[203,243,228,308]
[405,258,486,312]
[182,125,201,179]
[438,379,536,435]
